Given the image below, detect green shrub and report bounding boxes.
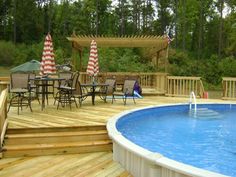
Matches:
[54,47,65,64]
[168,50,197,76]
[82,48,155,72]
[14,43,28,65]
[0,41,16,66]
[219,56,236,77]
[199,55,223,85]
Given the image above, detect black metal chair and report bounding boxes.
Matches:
[112,79,136,105]
[56,71,73,88]
[56,72,80,109]
[29,73,40,104]
[73,81,90,107]
[54,71,73,105]
[8,72,32,114]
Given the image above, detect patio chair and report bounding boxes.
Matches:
[112,79,136,105]
[99,78,116,102]
[56,71,73,88]
[29,73,40,104]
[56,72,80,109]
[8,72,32,114]
[73,81,90,107]
[54,71,73,104]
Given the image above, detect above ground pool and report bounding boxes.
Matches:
[108,104,236,177]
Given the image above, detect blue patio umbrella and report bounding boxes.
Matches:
[11,60,41,73]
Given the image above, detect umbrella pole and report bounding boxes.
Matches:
[92,76,95,84]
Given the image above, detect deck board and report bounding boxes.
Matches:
[2,96,235,176]
[7,96,192,128]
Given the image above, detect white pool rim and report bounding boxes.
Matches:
[107,103,230,177]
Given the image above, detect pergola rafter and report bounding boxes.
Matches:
[67,34,170,71]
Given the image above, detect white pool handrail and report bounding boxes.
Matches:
[189,91,197,113]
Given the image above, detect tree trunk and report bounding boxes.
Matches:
[218,0,224,57]
[3,0,6,39]
[198,0,204,59]
[174,0,178,48]
[48,0,52,33]
[132,0,137,34]
[119,0,125,35]
[13,0,16,44]
[96,0,98,35]
[182,0,186,50]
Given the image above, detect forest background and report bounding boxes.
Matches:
[0,0,236,89]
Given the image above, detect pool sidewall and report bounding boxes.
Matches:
[107,103,231,177]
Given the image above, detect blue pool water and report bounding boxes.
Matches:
[116,104,236,177]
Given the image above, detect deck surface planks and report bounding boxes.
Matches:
[2,96,235,176]
[7,96,192,128]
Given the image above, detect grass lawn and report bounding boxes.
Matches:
[0,66,11,77]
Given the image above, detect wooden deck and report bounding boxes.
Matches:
[7,96,191,128]
[2,96,236,177]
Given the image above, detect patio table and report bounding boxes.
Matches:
[31,77,65,110]
[81,83,108,105]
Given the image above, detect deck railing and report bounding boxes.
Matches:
[0,77,10,94]
[0,89,8,154]
[222,77,236,100]
[166,76,205,97]
[1,74,207,98]
[79,72,168,93]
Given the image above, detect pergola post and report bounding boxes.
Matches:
[165,46,169,73]
[79,49,82,71]
[156,51,160,69]
[72,42,78,71]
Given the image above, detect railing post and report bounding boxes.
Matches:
[222,77,236,100]
[0,89,8,155]
[166,76,204,97]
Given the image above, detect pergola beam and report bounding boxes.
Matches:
[67,35,168,48]
[67,35,169,71]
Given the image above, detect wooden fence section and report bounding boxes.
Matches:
[0,77,10,94]
[166,76,205,97]
[0,89,8,155]
[0,77,9,82]
[79,72,168,94]
[1,74,207,98]
[222,77,236,100]
[1,73,168,95]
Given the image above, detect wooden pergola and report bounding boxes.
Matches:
[67,34,169,71]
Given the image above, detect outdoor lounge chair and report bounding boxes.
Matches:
[99,78,116,102]
[8,72,32,114]
[112,79,136,105]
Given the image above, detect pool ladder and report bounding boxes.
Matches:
[189,91,197,113]
[189,91,221,119]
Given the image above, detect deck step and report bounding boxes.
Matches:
[3,140,112,158]
[3,125,112,158]
[6,125,106,134]
[4,140,112,150]
[5,130,109,145]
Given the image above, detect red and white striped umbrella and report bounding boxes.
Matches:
[86,40,99,77]
[40,33,56,76]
